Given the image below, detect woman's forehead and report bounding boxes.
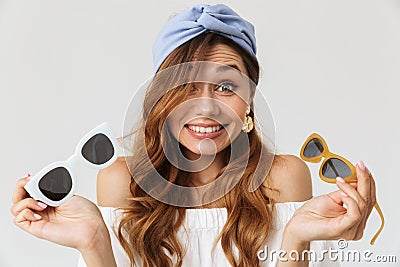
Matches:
[192,43,247,76]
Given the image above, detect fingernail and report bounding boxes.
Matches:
[336,177,346,183]
[26,173,31,180]
[33,213,42,220]
[358,161,366,171]
[37,202,47,209]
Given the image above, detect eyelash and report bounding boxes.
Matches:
[188,82,238,94]
[216,82,238,93]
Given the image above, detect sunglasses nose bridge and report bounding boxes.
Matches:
[66,154,79,166]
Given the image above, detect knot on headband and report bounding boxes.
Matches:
[152,4,257,73]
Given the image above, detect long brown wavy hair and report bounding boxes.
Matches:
[117,32,280,267]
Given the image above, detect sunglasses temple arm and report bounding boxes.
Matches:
[369,202,385,245]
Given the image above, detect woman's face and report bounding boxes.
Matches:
[167,43,253,157]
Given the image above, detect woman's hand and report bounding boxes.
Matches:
[10,174,110,253]
[285,161,376,243]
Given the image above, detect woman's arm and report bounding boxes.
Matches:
[265,155,311,266]
[260,155,313,266]
[276,227,310,267]
[276,161,376,266]
[265,156,375,266]
[11,175,118,267]
[80,229,117,267]
[97,156,132,207]
[262,154,313,203]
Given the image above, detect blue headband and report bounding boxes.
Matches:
[152,4,257,73]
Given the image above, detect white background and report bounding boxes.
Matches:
[1,0,399,266]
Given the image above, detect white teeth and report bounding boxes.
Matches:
[188,125,222,133]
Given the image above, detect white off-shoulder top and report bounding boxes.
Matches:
[78,201,340,266]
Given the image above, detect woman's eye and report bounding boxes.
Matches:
[216,82,237,93]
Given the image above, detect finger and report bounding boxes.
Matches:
[355,161,372,204]
[349,182,357,189]
[327,190,345,205]
[370,169,377,205]
[340,194,362,230]
[336,177,366,210]
[12,174,31,204]
[366,166,376,215]
[14,208,42,233]
[352,169,377,240]
[10,198,47,216]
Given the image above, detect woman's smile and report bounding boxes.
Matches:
[184,122,226,139]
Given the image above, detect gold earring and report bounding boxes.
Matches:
[242,105,253,133]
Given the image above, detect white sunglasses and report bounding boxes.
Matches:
[24,122,118,206]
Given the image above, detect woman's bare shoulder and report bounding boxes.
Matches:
[262,154,313,203]
[97,156,132,207]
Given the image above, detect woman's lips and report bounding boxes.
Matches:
[184,124,226,139]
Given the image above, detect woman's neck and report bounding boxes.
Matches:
[183,150,226,187]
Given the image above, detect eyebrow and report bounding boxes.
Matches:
[216,64,244,76]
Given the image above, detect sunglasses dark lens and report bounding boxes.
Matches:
[39,167,72,201]
[303,138,324,158]
[81,133,114,165]
[322,158,351,178]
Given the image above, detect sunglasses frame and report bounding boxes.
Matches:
[300,133,358,183]
[300,132,384,245]
[24,122,118,207]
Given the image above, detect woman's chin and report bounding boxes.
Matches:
[184,147,218,157]
[182,141,230,158]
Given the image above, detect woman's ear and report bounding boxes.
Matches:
[249,86,256,107]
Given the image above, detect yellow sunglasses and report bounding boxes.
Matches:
[300,133,384,245]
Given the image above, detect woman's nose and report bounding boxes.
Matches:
[192,84,220,116]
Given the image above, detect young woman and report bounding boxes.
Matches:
[11,4,376,267]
